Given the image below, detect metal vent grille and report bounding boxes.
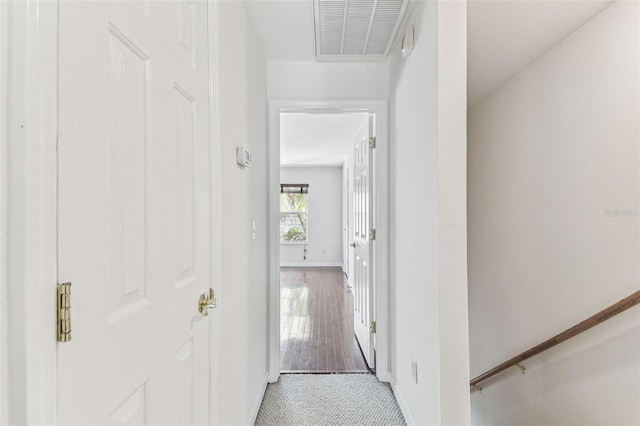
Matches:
[314,0,408,59]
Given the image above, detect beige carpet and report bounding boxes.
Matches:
[254,373,406,426]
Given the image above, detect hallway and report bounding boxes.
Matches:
[280,267,368,372]
[8,0,638,424]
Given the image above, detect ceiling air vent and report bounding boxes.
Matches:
[314,0,408,60]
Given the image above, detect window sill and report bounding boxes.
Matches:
[280,241,308,245]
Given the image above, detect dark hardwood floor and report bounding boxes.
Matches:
[280,267,369,373]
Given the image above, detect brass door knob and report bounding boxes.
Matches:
[350,242,356,248]
[198,288,217,317]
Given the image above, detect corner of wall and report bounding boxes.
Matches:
[247,373,269,426]
[388,0,469,424]
[216,1,270,424]
[436,1,470,424]
[389,375,418,426]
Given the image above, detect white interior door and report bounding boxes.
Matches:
[345,171,350,282]
[57,1,213,424]
[352,115,375,369]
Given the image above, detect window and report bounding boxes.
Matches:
[280,184,308,243]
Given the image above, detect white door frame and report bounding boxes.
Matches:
[4,1,59,424]
[268,100,390,383]
[206,1,223,425]
[4,2,222,424]
[1,1,9,422]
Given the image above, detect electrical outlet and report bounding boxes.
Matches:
[322,248,326,254]
[411,358,418,384]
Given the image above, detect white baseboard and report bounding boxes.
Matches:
[376,368,391,383]
[247,373,269,426]
[280,261,343,267]
[390,376,417,426]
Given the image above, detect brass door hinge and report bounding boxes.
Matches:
[369,229,376,241]
[57,282,72,342]
[370,321,377,334]
[369,137,377,149]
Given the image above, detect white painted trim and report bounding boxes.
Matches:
[372,102,391,383]
[6,1,58,424]
[268,100,390,383]
[0,2,9,423]
[207,1,223,425]
[390,377,417,426]
[268,103,282,383]
[280,262,343,268]
[281,163,344,168]
[247,373,268,426]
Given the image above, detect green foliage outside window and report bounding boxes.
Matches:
[280,192,308,242]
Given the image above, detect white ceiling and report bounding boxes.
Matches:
[468,0,613,107]
[244,0,407,61]
[245,0,614,106]
[244,0,317,61]
[280,113,368,166]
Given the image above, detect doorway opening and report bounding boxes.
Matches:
[268,101,390,383]
[278,112,369,373]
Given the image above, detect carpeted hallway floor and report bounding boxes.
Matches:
[254,373,406,425]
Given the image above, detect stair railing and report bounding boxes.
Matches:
[470,290,640,391]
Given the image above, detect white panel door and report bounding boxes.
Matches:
[352,115,374,369]
[57,1,213,424]
[345,171,350,282]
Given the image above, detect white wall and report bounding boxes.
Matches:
[280,167,343,267]
[267,60,389,101]
[389,1,469,425]
[215,2,269,424]
[468,2,640,425]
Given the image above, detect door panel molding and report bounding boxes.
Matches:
[351,116,374,367]
[268,100,390,383]
[5,2,222,425]
[56,1,212,423]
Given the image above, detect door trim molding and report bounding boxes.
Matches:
[267,100,390,383]
[5,1,59,424]
[1,2,9,422]
[207,1,222,424]
[248,373,269,425]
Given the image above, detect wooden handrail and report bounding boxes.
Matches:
[470,290,640,388]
